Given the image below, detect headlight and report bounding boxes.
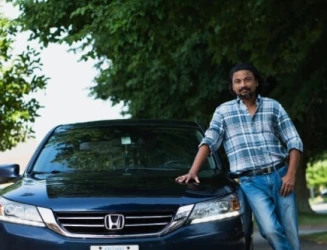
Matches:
[0,197,45,227]
[160,204,194,234]
[161,194,241,234]
[188,194,241,224]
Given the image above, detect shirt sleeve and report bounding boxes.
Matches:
[199,107,225,154]
[276,103,303,153]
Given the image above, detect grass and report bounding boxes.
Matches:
[298,213,327,227]
[298,213,327,244]
[301,232,327,244]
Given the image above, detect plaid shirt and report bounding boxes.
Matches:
[200,95,303,174]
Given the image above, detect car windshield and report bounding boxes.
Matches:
[31,124,218,175]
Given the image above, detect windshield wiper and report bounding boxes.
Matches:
[124,167,178,172]
[30,170,66,175]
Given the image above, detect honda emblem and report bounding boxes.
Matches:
[104,214,125,230]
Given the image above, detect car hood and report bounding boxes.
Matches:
[1,171,237,211]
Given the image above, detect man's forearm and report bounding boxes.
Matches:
[287,149,301,176]
[189,144,211,175]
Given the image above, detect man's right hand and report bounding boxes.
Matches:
[175,144,210,184]
[175,172,200,183]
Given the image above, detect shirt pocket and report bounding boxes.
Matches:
[254,120,278,142]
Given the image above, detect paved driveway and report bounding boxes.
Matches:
[311,203,327,214]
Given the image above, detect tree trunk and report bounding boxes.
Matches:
[295,157,314,214]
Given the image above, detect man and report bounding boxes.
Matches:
[176,63,303,250]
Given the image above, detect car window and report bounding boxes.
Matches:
[32,125,218,174]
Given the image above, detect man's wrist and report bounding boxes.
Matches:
[188,170,198,175]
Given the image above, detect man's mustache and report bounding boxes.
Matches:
[240,87,251,92]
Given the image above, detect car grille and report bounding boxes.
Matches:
[55,211,175,235]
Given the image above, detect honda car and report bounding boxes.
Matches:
[0,119,252,250]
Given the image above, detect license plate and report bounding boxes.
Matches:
[90,245,139,250]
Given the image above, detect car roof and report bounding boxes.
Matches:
[54,119,205,132]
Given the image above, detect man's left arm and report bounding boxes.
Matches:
[276,103,303,196]
[281,149,301,196]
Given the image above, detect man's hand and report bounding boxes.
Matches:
[175,145,210,184]
[175,172,200,183]
[280,173,295,197]
[280,149,300,196]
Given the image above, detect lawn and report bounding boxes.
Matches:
[298,213,327,227]
[299,213,327,244]
[301,232,327,244]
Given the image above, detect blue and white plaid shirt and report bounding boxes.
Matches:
[200,95,303,174]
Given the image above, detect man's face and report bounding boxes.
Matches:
[232,70,258,99]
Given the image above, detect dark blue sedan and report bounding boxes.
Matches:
[0,119,252,250]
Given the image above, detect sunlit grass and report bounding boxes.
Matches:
[301,232,327,244]
[309,196,327,205]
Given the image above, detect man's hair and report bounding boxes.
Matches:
[228,62,265,95]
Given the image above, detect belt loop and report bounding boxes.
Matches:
[271,164,277,174]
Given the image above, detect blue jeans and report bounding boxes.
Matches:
[239,165,300,250]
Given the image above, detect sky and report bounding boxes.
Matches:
[0,2,126,168]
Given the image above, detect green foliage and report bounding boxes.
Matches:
[0,14,48,151]
[9,0,327,157]
[9,0,327,213]
[306,159,327,188]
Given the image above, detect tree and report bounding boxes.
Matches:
[10,0,327,212]
[306,159,327,190]
[0,13,48,151]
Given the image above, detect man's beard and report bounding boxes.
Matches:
[237,88,256,99]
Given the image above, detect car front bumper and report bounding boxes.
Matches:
[0,217,247,250]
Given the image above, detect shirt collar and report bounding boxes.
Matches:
[236,94,262,105]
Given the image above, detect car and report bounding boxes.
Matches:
[0,119,253,250]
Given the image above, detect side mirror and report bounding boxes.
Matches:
[0,164,20,184]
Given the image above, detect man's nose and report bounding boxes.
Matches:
[240,80,247,86]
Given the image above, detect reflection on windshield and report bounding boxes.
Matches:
[32,125,215,173]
